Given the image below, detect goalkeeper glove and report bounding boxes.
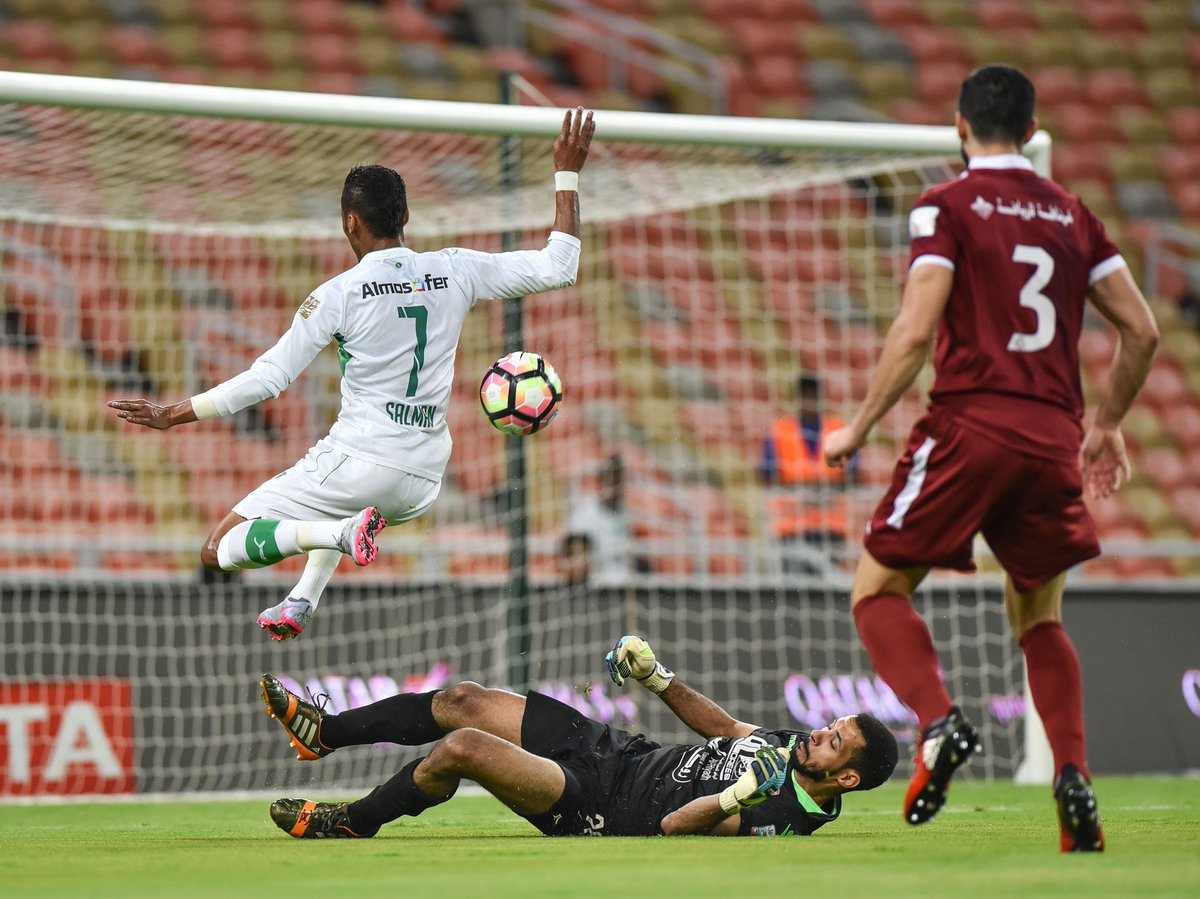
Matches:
[605,635,675,694]
[718,747,789,816]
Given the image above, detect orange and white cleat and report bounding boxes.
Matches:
[270,799,375,839]
[259,674,334,761]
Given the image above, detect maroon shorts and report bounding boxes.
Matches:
[864,408,1100,593]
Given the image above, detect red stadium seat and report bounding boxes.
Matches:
[1031,66,1087,109]
[861,0,930,29]
[1166,107,1200,146]
[195,0,260,30]
[916,61,973,105]
[106,26,174,69]
[727,19,802,59]
[974,0,1040,32]
[381,2,447,44]
[1139,365,1191,413]
[895,26,974,67]
[1052,103,1126,145]
[300,33,363,75]
[204,28,269,72]
[1083,68,1151,111]
[888,98,951,127]
[294,0,358,36]
[4,21,76,65]
[1051,145,1113,190]
[1165,402,1200,452]
[1174,182,1200,223]
[1077,0,1146,35]
[1139,446,1197,494]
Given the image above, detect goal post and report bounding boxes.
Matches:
[0,71,1053,797]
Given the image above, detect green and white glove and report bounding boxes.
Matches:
[605,635,675,694]
[718,747,789,816]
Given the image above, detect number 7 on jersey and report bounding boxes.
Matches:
[397,305,428,397]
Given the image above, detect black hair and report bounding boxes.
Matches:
[341,164,408,239]
[563,532,592,554]
[796,373,822,396]
[958,65,1036,148]
[847,714,899,791]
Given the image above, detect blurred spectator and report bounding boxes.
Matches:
[558,532,593,586]
[565,455,646,584]
[759,374,855,576]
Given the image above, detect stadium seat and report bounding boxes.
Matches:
[1139,446,1195,494]
[293,0,357,37]
[1076,0,1145,35]
[916,61,973,105]
[861,0,930,29]
[1031,66,1087,109]
[1054,103,1127,145]
[4,20,77,65]
[895,25,973,67]
[194,0,258,31]
[974,0,1040,31]
[1084,68,1152,110]
[1166,107,1200,146]
[381,3,447,45]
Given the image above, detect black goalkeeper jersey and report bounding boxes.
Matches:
[607,728,842,837]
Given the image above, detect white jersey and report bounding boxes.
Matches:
[192,232,581,480]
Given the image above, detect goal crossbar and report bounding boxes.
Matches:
[0,70,1051,169]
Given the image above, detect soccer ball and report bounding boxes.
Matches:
[479,351,563,436]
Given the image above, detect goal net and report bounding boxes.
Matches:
[0,73,1044,797]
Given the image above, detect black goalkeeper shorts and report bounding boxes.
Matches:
[519,691,652,837]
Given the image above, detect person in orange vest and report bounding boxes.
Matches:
[758,374,856,574]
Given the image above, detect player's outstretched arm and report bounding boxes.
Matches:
[1082,266,1159,498]
[108,397,198,430]
[549,107,595,240]
[824,263,952,467]
[660,747,789,836]
[605,636,758,739]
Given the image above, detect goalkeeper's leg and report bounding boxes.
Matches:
[341,730,567,836]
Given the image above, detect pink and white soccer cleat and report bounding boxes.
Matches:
[337,506,387,566]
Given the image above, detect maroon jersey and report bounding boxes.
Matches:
[907,154,1124,461]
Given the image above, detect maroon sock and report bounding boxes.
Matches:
[1020,621,1090,782]
[853,592,953,731]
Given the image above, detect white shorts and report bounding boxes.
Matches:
[233,437,441,524]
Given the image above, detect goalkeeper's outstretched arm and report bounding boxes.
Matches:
[660,746,790,836]
[605,636,759,740]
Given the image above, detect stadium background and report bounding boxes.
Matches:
[0,0,1197,802]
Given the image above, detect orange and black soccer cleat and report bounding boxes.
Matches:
[260,673,334,761]
[1055,765,1105,852]
[904,706,981,825]
[270,799,376,839]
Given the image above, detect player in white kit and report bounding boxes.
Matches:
[109,108,595,641]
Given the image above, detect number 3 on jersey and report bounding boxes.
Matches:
[397,305,428,397]
[1007,244,1055,353]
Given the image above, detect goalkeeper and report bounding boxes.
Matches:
[261,636,898,838]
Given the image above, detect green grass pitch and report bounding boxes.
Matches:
[3,777,1198,898]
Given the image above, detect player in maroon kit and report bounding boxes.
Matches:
[823,65,1159,853]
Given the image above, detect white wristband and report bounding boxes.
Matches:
[639,662,674,695]
[554,171,579,192]
[190,392,219,420]
[718,785,742,816]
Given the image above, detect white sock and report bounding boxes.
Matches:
[216,519,342,571]
[295,521,345,551]
[291,549,342,611]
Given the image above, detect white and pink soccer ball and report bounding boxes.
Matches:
[479,351,563,436]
